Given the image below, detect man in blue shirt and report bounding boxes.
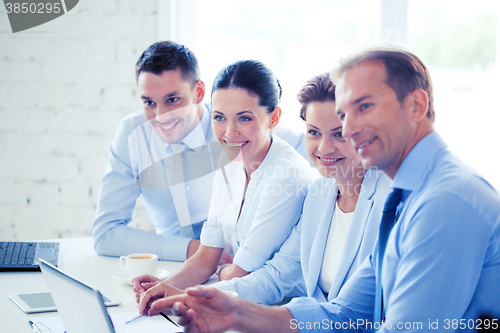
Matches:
[93,41,307,262]
[151,47,500,332]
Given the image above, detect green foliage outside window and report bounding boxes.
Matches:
[416,13,496,69]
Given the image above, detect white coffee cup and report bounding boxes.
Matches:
[119,253,158,279]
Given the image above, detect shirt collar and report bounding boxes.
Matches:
[248,135,281,180]
[391,131,448,192]
[168,103,210,153]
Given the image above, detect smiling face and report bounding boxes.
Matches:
[138,69,205,144]
[305,101,362,179]
[211,88,279,172]
[335,61,424,178]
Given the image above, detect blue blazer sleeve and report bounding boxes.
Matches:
[215,217,306,304]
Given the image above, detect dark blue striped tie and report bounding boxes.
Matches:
[374,188,402,323]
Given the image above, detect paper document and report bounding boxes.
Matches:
[31,312,181,333]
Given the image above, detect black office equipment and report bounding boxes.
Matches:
[0,242,59,271]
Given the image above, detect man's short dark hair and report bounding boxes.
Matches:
[297,73,336,122]
[332,47,435,122]
[135,41,199,85]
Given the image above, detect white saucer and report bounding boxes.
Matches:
[113,269,170,286]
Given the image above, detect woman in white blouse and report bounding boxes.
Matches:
[133,60,311,306]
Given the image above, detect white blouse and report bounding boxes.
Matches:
[318,201,354,293]
[200,136,312,272]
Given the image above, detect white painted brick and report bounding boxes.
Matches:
[115,38,143,63]
[0,82,45,109]
[57,181,95,207]
[41,103,137,135]
[81,156,111,183]
[14,181,58,208]
[0,206,17,241]
[100,84,141,110]
[4,35,56,62]
[0,179,16,205]
[0,60,43,83]
[0,129,6,154]
[79,1,120,15]
[8,204,93,240]
[101,60,138,85]
[36,60,98,85]
[33,84,101,110]
[0,10,11,31]
[1,0,158,240]
[0,131,41,158]
[11,155,80,181]
[0,129,110,160]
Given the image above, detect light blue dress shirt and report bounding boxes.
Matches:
[214,169,391,304]
[93,104,308,261]
[200,136,312,272]
[285,132,500,332]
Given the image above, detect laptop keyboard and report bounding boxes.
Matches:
[0,242,37,265]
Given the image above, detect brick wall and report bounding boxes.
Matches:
[0,0,159,240]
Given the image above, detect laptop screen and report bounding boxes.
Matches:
[39,259,115,333]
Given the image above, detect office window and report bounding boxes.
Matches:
[407,0,499,189]
[193,0,381,131]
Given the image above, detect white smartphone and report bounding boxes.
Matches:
[9,291,120,313]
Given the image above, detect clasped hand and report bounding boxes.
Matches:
[159,286,240,333]
[132,274,185,315]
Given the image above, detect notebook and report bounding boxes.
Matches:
[0,241,59,271]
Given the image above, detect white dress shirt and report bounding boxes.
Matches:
[200,136,312,272]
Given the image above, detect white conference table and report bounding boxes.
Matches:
[1,237,215,332]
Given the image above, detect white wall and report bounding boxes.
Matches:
[0,0,159,240]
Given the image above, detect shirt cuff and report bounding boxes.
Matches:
[284,297,328,331]
[200,225,223,249]
[211,280,237,293]
[233,246,267,272]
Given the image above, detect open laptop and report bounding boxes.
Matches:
[0,241,59,271]
[39,260,180,333]
[40,259,117,333]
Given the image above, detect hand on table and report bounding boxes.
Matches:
[132,274,161,303]
[155,286,239,333]
[139,281,185,315]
